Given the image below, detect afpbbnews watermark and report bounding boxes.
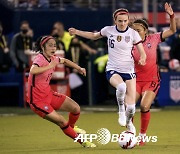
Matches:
[74,128,158,145]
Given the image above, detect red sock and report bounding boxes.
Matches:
[68,112,80,128]
[140,110,151,134]
[61,124,81,143]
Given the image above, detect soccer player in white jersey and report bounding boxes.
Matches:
[69,8,146,135]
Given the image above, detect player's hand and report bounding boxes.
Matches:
[78,67,86,76]
[138,55,146,66]
[68,28,77,36]
[89,49,97,54]
[165,2,174,16]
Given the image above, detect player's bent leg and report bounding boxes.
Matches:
[139,91,156,145]
[116,83,127,127]
[45,110,78,139]
[60,96,80,114]
[125,79,136,135]
[45,110,67,127]
[44,110,94,147]
[109,74,126,127]
[60,97,86,134]
[141,91,156,112]
[131,92,141,123]
[125,78,136,105]
[126,104,136,136]
[135,92,141,104]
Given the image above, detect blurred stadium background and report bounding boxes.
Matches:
[0,0,180,107]
[0,0,180,153]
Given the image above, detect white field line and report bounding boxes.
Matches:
[0,107,161,116]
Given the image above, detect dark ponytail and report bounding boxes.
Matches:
[34,36,43,52]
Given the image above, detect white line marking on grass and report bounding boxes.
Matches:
[0,113,17,117]
[82,107,161,112]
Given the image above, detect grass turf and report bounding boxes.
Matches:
[0,108,180,154]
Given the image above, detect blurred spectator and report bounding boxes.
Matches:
[51,25,65,51]
[166,18,180,71]
[52,21,96,54]
[99,0,110,8]
[10,20,33,72]
[16,0,28,8]
[87,33,107,54]
[66,37,89,104]
[52,22,73,52]
[166,18,180,61]
[38,0,49,8]
[28,0,38,9]
[0,22,12,72]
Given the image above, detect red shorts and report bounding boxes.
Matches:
[29,91,66,118]
[136,81,160,95]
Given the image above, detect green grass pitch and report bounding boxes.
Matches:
[0,107,180,154]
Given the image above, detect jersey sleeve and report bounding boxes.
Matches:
[33,55,44,67]
[100,26,109,37]
[153,32,163,43]
[133,30,142,45]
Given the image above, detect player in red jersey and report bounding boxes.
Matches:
[132,2,176,146]
[27,35,96,148]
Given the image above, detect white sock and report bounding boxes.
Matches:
[116,83,126,113]
[126,104,135,125]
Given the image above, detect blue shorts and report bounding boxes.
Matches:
[106,70,136,82]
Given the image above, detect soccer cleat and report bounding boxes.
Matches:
[74,126,86,134]
[137,133,146,146]
[138,140,145,146]
[118,112,126,127]
[82,141,96,148]
[126,121,136,136]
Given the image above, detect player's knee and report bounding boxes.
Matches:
[116,82,126,96]
[72,104,80,114]
[140,104,150,112]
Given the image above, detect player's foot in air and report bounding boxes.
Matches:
[126,121,136,136]
[74,126,86,134]
[118,112,126,127]
[82,141,96,148]
[137,133,146,146]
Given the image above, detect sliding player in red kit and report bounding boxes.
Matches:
[27,35,96,148]
[132,2,176,146]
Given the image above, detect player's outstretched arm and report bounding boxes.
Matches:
[162,2,176,39]
[60,58,86,76]
[68,28,102,40]
[136,43,146,66]
[30,60,59,75]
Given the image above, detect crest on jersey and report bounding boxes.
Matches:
[170,76,180,103]
[44,106,49,110]
[147,43,151,48]
[117,36,122,42]
[125,36,130,43]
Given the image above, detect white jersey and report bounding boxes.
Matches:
[100,25,142,73]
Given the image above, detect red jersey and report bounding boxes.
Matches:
[133,33,163,82]
[27,53,60,103]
